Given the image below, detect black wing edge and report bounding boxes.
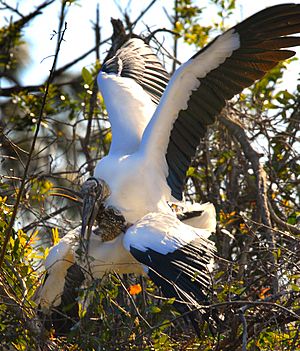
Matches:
[101,38,170,105]
[130,237,218,335]
[166,4,300,200]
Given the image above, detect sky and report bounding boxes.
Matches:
[1,0,300,88]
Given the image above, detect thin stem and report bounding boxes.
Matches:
[172,0,179,74]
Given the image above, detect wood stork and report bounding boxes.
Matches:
[36,4,300,334]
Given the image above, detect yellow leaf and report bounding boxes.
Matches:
[28,230,39,245]
[282,199,289,207]
[175,21,183,32]
[52,227,60,245]
[186,166,195,177]
[104,131,112,144]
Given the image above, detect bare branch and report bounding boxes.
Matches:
[130,0,158,30]
[268,200,300,236]
[172,0,179,73]
[0,0,55,29]
[21,204,76,233]
[219,109,279,293]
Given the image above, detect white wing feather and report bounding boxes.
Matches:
[139,29,240,170]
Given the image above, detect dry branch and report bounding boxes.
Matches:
[219,110,279,293]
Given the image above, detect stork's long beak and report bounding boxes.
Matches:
[51,178,111,254]
[80,177,111,246]
[81,178,101,242]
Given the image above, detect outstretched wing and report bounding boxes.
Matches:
[123,212,215,332]
[140,4,300,200]
[98,38,170,154]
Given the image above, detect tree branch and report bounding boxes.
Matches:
[219,110,279,293]
[0,0,55,29]
[0,79,79,97]
[268,199,300,236]
[0,3,68,268]
[130,0,158,30]
[239,306,248,351]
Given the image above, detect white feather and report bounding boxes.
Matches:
[35,229,78,310]
[86,232,145,277]
[97,73,156,155]
[123,211,214,255]
[140,29,240,166]
[180,202,217,233]
[95,152,172,223]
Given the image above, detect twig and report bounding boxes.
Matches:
[0,0,54,28]
[3,259,27,301]
[207,299,300,321]
[268,199,300,236]
[21,204,75,233]
[115,272,152,328]
[0,79,80,97]
[0,3,68,268]
[239,306,248,351]
[78,3,102,175]
[94,4,101,61]
[0,0,24,18]
[52,37,110,79]
[172,0,179,74]
[0,175,23,181]
[10,1,158,82]
[0,275,42,344]
[130,0,158,30]
[241,215,299,242]
[144,28,177,43]
[80,82,98,175]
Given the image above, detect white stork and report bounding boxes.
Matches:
[36,4,300,334]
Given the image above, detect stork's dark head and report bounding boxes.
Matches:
[81,177,111,242]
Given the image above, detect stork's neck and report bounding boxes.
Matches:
[98,72,156,155]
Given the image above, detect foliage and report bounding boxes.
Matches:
[0,1,299,350]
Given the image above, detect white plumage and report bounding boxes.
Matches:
[94,28,240,222]
[36,4,300,334]
[124,212,213,255]
[98,73,156,155]
[36,203,215,310]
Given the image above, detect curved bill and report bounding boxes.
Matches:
[81,177,102,242]
[80,178,111,251]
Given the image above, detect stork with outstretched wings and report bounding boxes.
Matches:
[36,4,300,335]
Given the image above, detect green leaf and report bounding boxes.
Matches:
[166,297,176,304]
[150,306,161,314]
[291,283,300,292]
[82,67,93,85]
